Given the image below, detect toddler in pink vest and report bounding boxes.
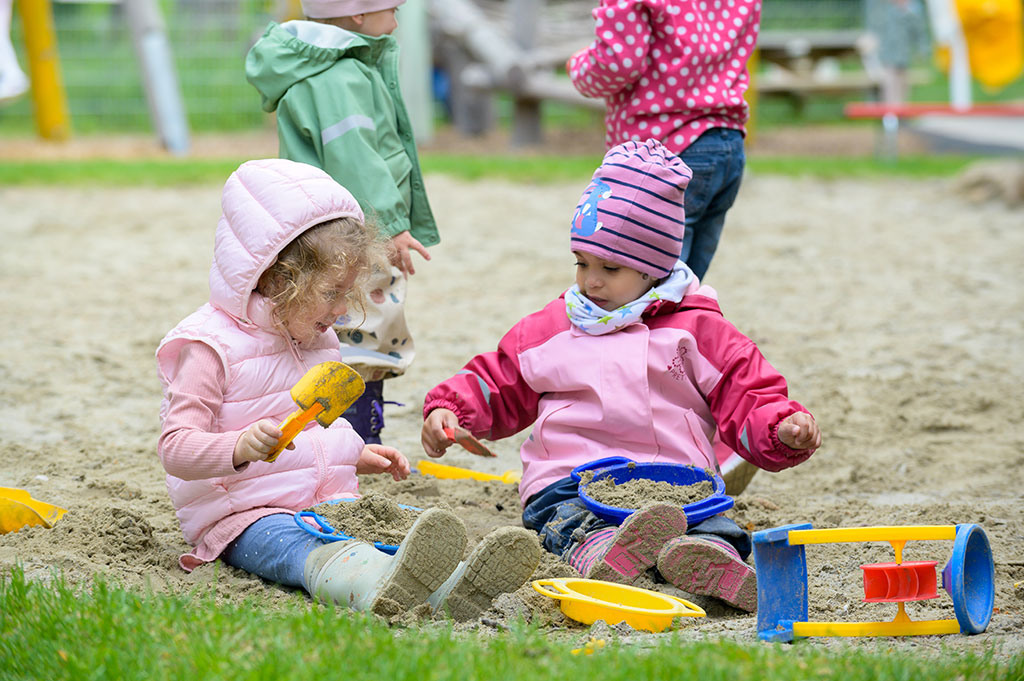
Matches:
[157,159,538,619]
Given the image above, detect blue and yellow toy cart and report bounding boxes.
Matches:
[753,523,995,642]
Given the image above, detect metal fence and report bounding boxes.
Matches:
[3,0,283,134]
[0,0,867,136]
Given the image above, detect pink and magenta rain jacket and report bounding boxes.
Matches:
[567,0,761,152]
[156,159,365,570]
[424,282,814,507]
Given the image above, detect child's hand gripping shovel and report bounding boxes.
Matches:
[266,361,364,463]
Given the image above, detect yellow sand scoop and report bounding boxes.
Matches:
[0,487,67,534]
[416,459,521,484]
[266,361,365,462]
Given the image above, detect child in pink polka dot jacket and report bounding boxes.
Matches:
[567,0,760,282]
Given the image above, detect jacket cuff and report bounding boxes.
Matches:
[380,215,412,239]
[423,398,465,425]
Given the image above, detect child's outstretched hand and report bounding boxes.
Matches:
[778,412,821,454]
[390,230,431,276]
[357,445,411,481]
[233,419,293,467]
[421,408,458,458]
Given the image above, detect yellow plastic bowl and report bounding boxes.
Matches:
[532,578,705,632]
[0,487,66,534]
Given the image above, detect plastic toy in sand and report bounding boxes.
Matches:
[0,487,66,534]
[416,459,520,484]
[571,456,734,527]
[266,361,364,463]
[442,426,497,458]
[295,498,423,555]
[532,578,705,632]
[753,523,995,641]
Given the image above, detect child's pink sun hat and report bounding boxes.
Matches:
[301,0,406,18]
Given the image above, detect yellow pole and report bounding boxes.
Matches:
[745,45,758,146]
[16,0,70,140]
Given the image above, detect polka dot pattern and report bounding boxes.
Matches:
[568,0,761,153]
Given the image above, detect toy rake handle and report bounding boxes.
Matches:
[266,402,325,463]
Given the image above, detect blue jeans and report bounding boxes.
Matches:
[678,128,746,280]
[220,514,327,591]
[522,476,751,559]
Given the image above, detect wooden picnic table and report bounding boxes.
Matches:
[754,29,883,110]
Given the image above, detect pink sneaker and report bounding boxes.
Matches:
[657,536,757,612]
[567,503,688,585]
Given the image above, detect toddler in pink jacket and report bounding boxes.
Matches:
[157,159,538,619]
[421,140,820,612]
[567,0,765,500]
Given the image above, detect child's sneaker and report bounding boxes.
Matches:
[656,536,757,612]
[566,503,688,585]
[342,379,385,444]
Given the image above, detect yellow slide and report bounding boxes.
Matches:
[955,0,1023,89]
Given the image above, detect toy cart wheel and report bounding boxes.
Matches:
[944,523,995,634]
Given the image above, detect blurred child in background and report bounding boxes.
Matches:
[867,0,929,107]
[246,0,437,445]
[0,0,29,103]
[421,140,820,612]
[566,0,760,282]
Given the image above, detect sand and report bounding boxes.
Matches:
[1,164,1022,657]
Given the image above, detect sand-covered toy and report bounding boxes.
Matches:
[296,493,421,554]
[571,457,734,526]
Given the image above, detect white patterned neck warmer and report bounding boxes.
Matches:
[565,260,696,335]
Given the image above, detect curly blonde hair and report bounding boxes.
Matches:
[256,216,391,328]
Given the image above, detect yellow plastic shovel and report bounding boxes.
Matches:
[0,487,67,534]
[416,460,520,484]
[266,361,365,462]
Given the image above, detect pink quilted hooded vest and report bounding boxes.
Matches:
[156,159,367,545]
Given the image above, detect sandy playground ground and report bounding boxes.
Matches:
[1,146,1022,658]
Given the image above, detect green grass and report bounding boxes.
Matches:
[745,154,984,179]
[1,568,1019,681]
[0,152,985,188]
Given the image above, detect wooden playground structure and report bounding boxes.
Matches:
[16,0,189,153]
[12,0,1024,152]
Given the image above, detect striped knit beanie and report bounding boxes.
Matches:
[570,139,692,278]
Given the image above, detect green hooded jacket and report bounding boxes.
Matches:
[246,21,437,245]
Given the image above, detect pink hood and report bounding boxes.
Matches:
[210,158,364,321]
[156,159,370,562]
